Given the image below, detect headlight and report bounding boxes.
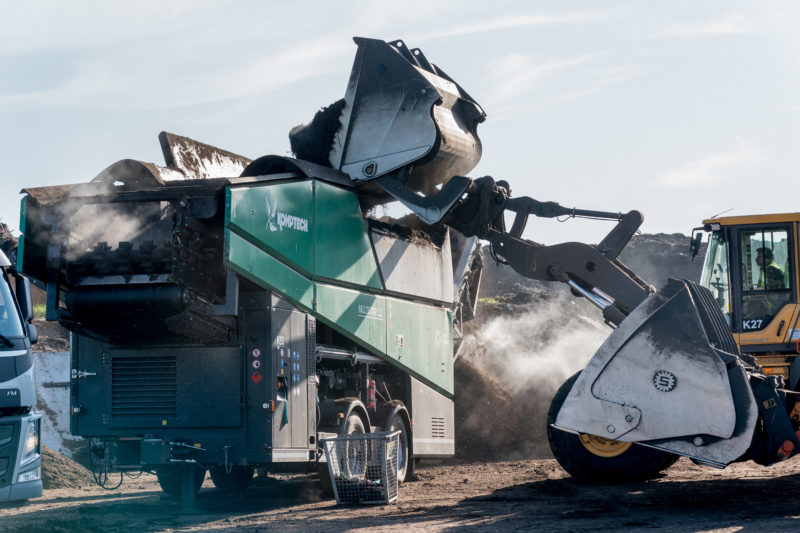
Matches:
[18,466,41,483]
[20,418,40,467]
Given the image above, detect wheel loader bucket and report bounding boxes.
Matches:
[554,279,758,468]
[326,37,486,222]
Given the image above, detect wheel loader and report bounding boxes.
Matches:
[545,213,800,481]
[17,37,800,505]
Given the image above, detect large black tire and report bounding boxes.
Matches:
[317,461,334,496]
[547,372,679,482]
[385,412,410,485]
[155,466,206,498]
[342,412,367,478]
[318,410,368,492]
[209,465,255,491]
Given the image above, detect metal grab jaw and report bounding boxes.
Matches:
[328,37,485,220]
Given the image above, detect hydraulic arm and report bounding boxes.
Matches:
[444,175,653,326]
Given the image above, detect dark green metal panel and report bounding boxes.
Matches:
[224,183,454,397]
[315,283,453,397]
[227,181,314,275]
[314,283,387,356]
[385,297,453,395]
[314,182,382,289]
[227,181,381,290]
[225,229,314,311]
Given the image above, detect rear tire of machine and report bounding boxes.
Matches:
[317,411,368,494]
[386,412,410,485]
[343,412,367,479]
[317,462,334,496]
[547,372,679,482]
[155,466,206,498]
[209,465,255,491]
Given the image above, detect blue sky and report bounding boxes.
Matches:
[2,1,799,244]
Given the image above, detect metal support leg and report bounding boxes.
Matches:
[179,464,199,514]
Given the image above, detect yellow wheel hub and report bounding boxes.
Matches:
[579,433,632,458]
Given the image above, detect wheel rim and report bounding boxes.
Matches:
[344,415,366,478]
[396,432,406,475]
[578,433,632,457]
[390,416,408,482]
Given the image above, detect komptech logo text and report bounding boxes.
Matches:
[266,198,309,233]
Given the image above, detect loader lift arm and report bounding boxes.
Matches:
[444,175,654,326]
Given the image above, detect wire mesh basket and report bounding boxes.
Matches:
[322,430,400,504]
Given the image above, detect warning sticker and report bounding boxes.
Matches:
[250,371,263,384]
[251,348,261,358]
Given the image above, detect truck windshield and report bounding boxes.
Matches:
[0,275,25,338]
[738,227,792,332]
[700,231,731,323]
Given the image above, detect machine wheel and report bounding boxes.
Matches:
[386,412,410,484]
[317,461,334,496]
[155,466,206,498]
[342,412,367,478]
[547,372,678,482]
[209,465,255,491]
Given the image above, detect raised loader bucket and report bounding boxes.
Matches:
[554,279,759,468]
[291,37,486,223]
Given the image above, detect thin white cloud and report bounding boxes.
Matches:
[485,54,638,118]
[0,33,354,110]
[658,138,764,188]
[410,12,597,42]
[655,12,782,38]
[760,105,800,112]
[487,53,602,107]
[0,2,196,53]
[537,65,638,108]
[137,34,354,110]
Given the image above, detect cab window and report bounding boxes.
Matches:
[0,274,25,338]
[700,231,731,322]
[739,228,792,331]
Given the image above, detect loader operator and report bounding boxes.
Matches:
[755,247,785,290]
[740,246,788,331]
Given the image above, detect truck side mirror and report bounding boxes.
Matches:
[689,231,704,261]
[27,323,38,344]
[15,274,34,322]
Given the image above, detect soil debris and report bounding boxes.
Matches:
[368,215,448,247]
[31,318,70,353]
[289,99,346,166]
[41,444,93,490]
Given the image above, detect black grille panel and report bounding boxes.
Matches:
[111,355,177,417]
[307,317,316,377]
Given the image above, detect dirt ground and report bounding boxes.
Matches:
[3,457,800,532]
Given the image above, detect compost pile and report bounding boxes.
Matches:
[32,317,71,352]
[453,233,706,461]
[0,221,17,263]
[41,444,93,490]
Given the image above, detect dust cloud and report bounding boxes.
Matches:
[466,300,606,394]
[454,290,608,461]
[453,234,701,462]
[63,201,172,262]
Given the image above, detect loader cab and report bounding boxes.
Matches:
[698,214,800,379]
